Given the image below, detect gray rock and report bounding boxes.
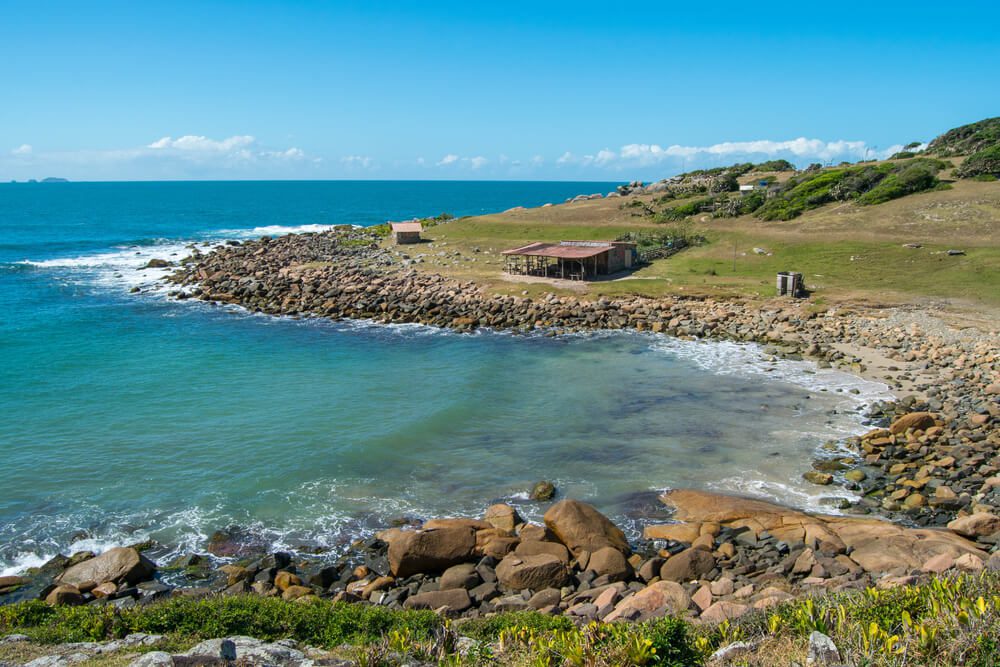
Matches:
[24,654,90,667]
[183,637,306,665]
[807,631,841,666]
[708,640,756,663]
[0,634,29,643]
[127,651,174,667]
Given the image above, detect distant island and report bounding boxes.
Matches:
[9,177,71,183]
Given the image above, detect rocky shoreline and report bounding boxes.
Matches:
[3,225,997,629]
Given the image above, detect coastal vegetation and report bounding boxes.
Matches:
[4,573,1000,665]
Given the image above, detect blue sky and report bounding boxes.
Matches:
[2,1,998,181]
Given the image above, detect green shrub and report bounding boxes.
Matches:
[457,611,572,641]
[957,145,1000,179]
[0,596,442,647]
[857,162,941,205]
[927,116,1000,156]
[754,159,795,172]
[641,616,702,666]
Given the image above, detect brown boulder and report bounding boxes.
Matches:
[496,553,570,591]
[587,546,633,582]
[947,513,1000,538]
[889,412,936,434]
[662,489,986,575]
[45,584,84,606]
[543,499,630,555]
[700,601,749,623]
[57,547,155,586]
[603,581,691,622]
[517,523,556,542]
[274,571,302,591]
[91,581,118,598]
[514,540,570,563]
[0,576,26,593]
[484,504,522,535]
[660,548,716,582]
[385,526,477,577]
[423,518,492,531]
[281,585,313,601]
[439,563,480,590]
[643,523,701,543]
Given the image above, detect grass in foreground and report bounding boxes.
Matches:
[3,573,1000,666]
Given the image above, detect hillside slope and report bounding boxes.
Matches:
[407,119,1000,312]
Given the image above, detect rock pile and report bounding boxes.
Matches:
[13,493,997,629]
[842,406,1000,535]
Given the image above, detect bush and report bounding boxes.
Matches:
[754,158,946,220]
[856,162,940,205]
[0,596,442,647]
[927,116,1000,156]
[641,617,702,666]
[457,611,572,641]
[754,159,795,172]
[956,145,1000,179]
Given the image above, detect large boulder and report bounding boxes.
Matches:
[660,548,716,582]
[57,547,155,586]
[384,527,476,577]
[514,540,570,563]
[661,489,986,575]
[889,412,936,434]
[947,513,1000,538]
[496,553,570,591]
[587,547,632,582]
[45,584,84,606]
[603,581,691,622]
[484,504,522,535]
[543,500,630,555]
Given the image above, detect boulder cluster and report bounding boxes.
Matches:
[13,492,998,630]
[839,406,1000,534]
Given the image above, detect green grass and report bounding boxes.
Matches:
[0,595,441,647]
[4,574,1000,665]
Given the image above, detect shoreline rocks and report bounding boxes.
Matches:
[9,490,997,627]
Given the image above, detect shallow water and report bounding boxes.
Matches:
[0,181,890,574]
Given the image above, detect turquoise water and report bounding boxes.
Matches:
[0,181,889,575]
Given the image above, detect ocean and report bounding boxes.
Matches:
[0,180,890,576]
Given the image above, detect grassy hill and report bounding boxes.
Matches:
[405,119,1000,314]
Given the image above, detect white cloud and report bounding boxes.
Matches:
[546,137,899,173]
[148,135,255,151]
[594,149,616,165]
[1,134,317,180]
[341,155,373,168]
[531,155,544,165]
[261,147,306,160]
[437,153,459,166]
[467,156,488,169]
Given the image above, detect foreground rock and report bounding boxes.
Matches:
[660,489,986,576]
[543,499,630,556]
[57,547,156,587]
